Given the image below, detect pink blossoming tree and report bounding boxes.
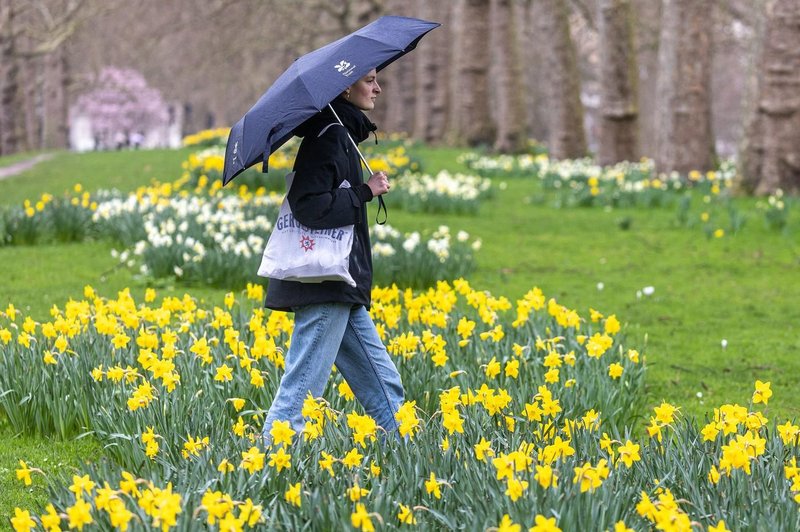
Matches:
[73,67,169,148]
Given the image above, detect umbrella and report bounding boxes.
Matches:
[223,15,441,186]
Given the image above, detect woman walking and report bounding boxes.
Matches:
[262,68,404,441]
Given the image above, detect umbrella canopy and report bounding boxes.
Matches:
[223,15,440,185]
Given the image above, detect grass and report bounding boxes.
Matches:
[0,148,195,207]
[0,421,100,519]
[1,144,799,520]
[0,151,51,170]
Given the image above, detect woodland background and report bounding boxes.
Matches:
[1,0,798,194]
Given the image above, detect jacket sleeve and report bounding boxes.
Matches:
[288,129,372,229]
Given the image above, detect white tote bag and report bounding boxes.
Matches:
[258,172,356,287]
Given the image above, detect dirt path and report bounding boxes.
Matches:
[0,153,55,181]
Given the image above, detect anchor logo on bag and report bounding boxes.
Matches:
[299,235,315,252]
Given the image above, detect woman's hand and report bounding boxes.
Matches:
[366,171,391,196]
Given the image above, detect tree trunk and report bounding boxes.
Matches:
[0,0,19,155]
[413,0,449,143]
[21,60,39,151]
[538,0,587,159]
[444,1,464,144]
[492,0,527,153]
[740,0,800,194]
[457,0,495,147]
[632,0,662,159]
[379,0,415,135]
[523,0,548,143]
[382,55,415,134]
[42,45,70,149]
[654,0,715,175]
[597,0,640,165]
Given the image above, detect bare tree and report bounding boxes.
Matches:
[521,0,548,143]
[412,0,450,143]
[740,0,800,194]
[455,0,495,147]
[378,0,414,134]
[314,0,385,36]
[538,0,587,159]
[0,0,20,155]
[596,0,639,165]
[654,0,715,174]
[492,0,527,153]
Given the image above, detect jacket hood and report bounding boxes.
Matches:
[293,97,377,144]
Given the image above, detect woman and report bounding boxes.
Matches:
[262,69,404,440]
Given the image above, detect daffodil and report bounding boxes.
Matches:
[40,503,61,532]
[240,446,266,474]
[319,451,335,477]
[708,521,731,532]
[351,503,374,532]
[66,497,93,530]
[15,461,32,486]
[11,508,36,532]
[608,362,624,379]
[269,420,296,447]
[425,472,442,499]
[504,477,528,501]
[752,380,772,405]
[397,503,416,524]
[496,514,521,532]
[284,482,302,507]
[616,440,641,468]
[534,464,558,488]
[347,482,369,502]
[342,447,364,469]
[474,437,494,462]
[530,514,561,532]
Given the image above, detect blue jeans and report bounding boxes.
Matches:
[262,302,404,439]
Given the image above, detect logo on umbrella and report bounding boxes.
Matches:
[334,60,356,76]
[299,235,315,252]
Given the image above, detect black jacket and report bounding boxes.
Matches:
[264,99,377,311]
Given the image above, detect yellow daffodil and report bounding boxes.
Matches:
[284,482,302,507]
[752,380,772,405]
[530,514,561,532]
[10,508,36,532]
[397,503,416,525]
[425,472,442,499]
[351,503,374,532]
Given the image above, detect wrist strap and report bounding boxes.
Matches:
[375,195,387,225]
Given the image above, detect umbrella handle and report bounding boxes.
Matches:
[327,104,387,225]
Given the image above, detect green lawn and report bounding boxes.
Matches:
[0,148,195,207]
[1,146,799,519]
[0,151,51,170]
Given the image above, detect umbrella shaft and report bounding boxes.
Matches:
[327,104,386,225]
[327,104,374,175]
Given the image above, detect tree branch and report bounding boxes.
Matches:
[570,0,596,31]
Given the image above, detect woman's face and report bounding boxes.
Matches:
[346,69,381,111]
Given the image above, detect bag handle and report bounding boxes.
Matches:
[326,105,388,225]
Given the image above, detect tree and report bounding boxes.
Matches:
[537,0,587,159]
[22,0,95,150]
[455,0,495,146]
[412,0,450,143]
[379,0,415,134]
[739,0,800,194]
[596,0,639,165]
[0,0,20,155]
[492,0,527,153]
[654,0,715,175]
[73,66,169,147]
[0,0,104,154]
